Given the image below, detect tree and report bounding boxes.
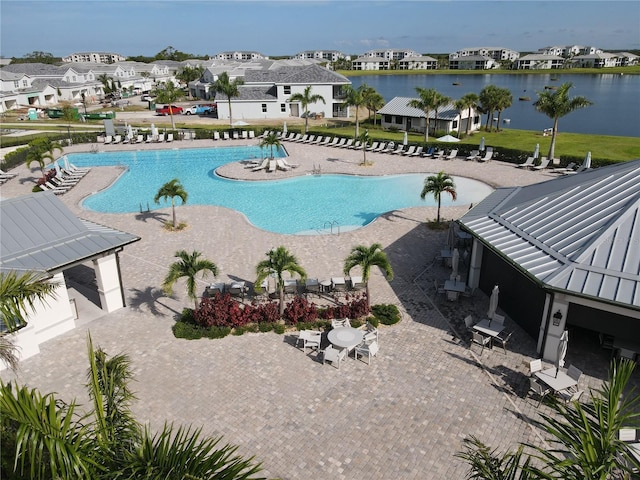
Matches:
[431,91,452,137]
[407,87,441,142]
[0,335,265,479]
[363,86,385,126]
[342,84,368,137]
[533,82,593,160]
[175,65,204,99]
[358,129,371,166]
[494,87,513,132]
[455,92,479,136]
[152,80,184,130]
[213,71,244,126]
[162,250,218,309]
[154,178,187,229]
[255,246,306,317]
[343,244,393,309]
[25,137,63,182]
[60,104,77,145]
[420,171,457,224]
[0,271,58,370]
[288,85,326,133]
[479,85,501,131]
[457,359,640,480]
[259,131,281,159]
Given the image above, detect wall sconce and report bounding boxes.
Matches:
[552,310,563,326]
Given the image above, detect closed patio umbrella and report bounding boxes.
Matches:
[403,131,408,145]
[555,330,569,377]
[488,285,499,320]
[451,248,460,279]
[583,151,591,170]
[283,121,287,135]
[479,137,486,152]
[446,221,456,251]
[534,143,540,159]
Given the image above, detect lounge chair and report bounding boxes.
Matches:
[268,159,276,173]
[122,135,131,144]
[349,140,361,150]
[223,131,230,140]
[0,169,17,179]
[533,157,550,170]
[135,134,144,143]
[251,158,269,172]
[232,131,239,140]
[516,157,536,169]
[466,150,479,161]
[381,143,396,153]
[327,137,340,147]
[248,130,255,139]
[213,131,221,141]
[564,161,590,175]
[390,145,404,155]
[282,158,299,168]
[145,134,154,143]
[433,149,445,159]
[156,133,165,143]
[367,142,379,151]
[333,138,347,148]
[303,135,315,143]
[477,149,493,162]
[39,182,67,195]
[104,135,113,144]
[342,139,354,149]
[276,159,291,171]
[241,130,248,139]
[401,145,416,156]
[296,134,310,143]
[320,136,332,145]
[411,146,424,157]
[290,133,303,142]
[444,149,458,160]
[63,157,90,174]
[44,181,71,193]
[314,136,325,144]
[422,146,435,157]
[552,162,577,174]
[113,135,122,144]
[166,133,174,142]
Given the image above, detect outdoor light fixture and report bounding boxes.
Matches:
[553,310,563,326]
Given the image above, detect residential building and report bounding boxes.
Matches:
[294,50,347,62]
[618,52,640,66]
[399,55,438,70]
[570,52,621,68]
[214,51,268,61]
[537,45,603,58]
[449,55,498,70]
[458,159,640,365]
[363,49,419,60]
[63,51,126,63]
[0,192,140,368]
[449,47,520,62]
[515,54,565,70]
[352,56,391,71]
[377,96,481,136]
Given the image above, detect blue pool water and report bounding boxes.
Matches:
[70,146,493,235]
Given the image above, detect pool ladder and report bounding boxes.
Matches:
[322,220,340,235]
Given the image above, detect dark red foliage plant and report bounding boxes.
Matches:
[283,296,318,324]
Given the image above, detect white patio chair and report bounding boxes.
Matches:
[470,331,491,355]
[492,314,505,326]
[529,359,543,376]
[354,340,379,365]
[331,318,351,329]
[529,377,551,407]
[557,388,584,404]
[296,330,321,354]
[464,315,476,332]
[322,345,347,369]
[495,330,513,355]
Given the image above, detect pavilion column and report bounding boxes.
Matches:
[467,239,483,289]
[93,253,125,313]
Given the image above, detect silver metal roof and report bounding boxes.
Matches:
[377,96,460,120]
[459,160,640,308]
[1,193,140,274]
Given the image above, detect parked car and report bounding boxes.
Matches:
[183,104,216,115]
[141,94,153,102]
[155,105,183,116]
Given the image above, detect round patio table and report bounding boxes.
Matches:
[327,327,364,349]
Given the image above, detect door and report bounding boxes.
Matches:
[290,103,299,117]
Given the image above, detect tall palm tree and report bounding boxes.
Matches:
[342,84,367,137]
[479,85,500,131]
[455,92,479,136]
[259,131,281,159]
[213,71,244,126]
[533,82,593,160]
[162,250,218,309]
[255,246,306,317]
[0,271,58,370]
[420,171,457,224]
[362,86,385,126]
[288,85,326,133]
[175,65,204,99]
[343,244,393,309]
[407,87,440,142]
[494,87,513,132]
[153,80,184,130]
[431,91,452,137]
[0,335,265,479]
[154,178,188,229]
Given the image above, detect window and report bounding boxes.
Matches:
[452,120,458,129]
[262,104,267,113]
[284,85,291,94]
[281,103,286,113]
[384,115,392,123]
[14,81,19,88]
[22,80,28,87]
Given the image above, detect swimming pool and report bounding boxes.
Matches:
[70,146,493,235]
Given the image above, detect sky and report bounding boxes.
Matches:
[1,1,639,59]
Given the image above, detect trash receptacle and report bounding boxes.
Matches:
[149,102,155,110]
[28,108,38,120]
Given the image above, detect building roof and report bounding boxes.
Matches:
[1,63,64,76]
[1,193,140,274]
[217,85,278,102]
[377,96,460,120]
[244,63,349,84]
[459,160,640,308]
[399,55,437,62]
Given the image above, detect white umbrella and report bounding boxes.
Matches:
[151,123,158,139]
[437,134,460,143]
[488,285,499,320]
[451,248,460,279]
[534,143,540,159]
[446,221,456,251]
[283,121,287,134]
[232,120,249,126]
[403,131,408,145]
[479,137,486,151]
[555,330,569,377]
[127,124,133,141]
[583,151,591,170]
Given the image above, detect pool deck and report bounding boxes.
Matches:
[0,138,606,479]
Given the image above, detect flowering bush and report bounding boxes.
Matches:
[283,296,318,324]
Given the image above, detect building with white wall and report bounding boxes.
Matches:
[515,54,565,70]
[63,52,126,63]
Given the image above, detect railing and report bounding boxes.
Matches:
[322,220,340,235]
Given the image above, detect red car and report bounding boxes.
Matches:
[155,105,183,116]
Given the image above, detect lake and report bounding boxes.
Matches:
[349,73,639,137]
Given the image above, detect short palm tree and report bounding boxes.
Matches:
[407,87,441,142]
[154,178,188,229]
[479,84,500,131]
[455,92,480,136]
[343,243,393,309]
[153,80,184,130]
[288,85,325,133]
[494,87,513,132]
[358,129,371,166]
[363,86,385,126]
[534,82,593,160]
[421,171,457,224]
[0,334,265,479]
[431,91,451,136]
[162,250,218,309]
[259,131,281,159]
[213,71,244,126]
[25,138,63,182]
[342,84,367,137]
[255,246,306,317]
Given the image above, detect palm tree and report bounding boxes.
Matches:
[431,91,452,137]
[0,334,265,479]
[343,244,393,309]
[154,178,188,229]
[0,271,58,371]
[259,131,281,159]
[60,104,77,145]
[213,71,244,126]
[455,92,479,136]
[342,84,367,137]
[494,87,513,132]
[153,80,184,130]
[479,85,500,131]
[288,85,326,133]
[255,246,306,317]
[362,86,385,126]
[25,138,63,182]
[420,171,457,224]
[358,129,371,166]
[533,82,593,160]
[175,65,204,99]
[162,250,218,309]
[407,87,440,142]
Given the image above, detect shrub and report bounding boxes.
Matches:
[172,321,205,340]
[258,322,275,333]
[371,304,401,325]
[283,296,318,324]
[273,324,286,334]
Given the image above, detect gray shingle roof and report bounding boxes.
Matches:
[1,63,64,76]
[377,96,460,120]
[244,64,349,85]
[459,160,640,308]
[1,193,140,274]
[216,85,278,102]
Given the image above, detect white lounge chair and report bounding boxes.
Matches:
[516,157,536,169]
[342,139,354,149]
[282,158,299,169]
[113,135,122,144]
[443,149,458,160]
[533,157,550,170]
[374,142,387,152]
[367,142,379,151]
[401,145,416,156]
[135,134,144,143]
[268,159,276,172]
[333,138,347,148]
[213,131,221,141]
[276,159,291,171]
[552,162,577,174]
[390,145,404,155]
[248,130,255,139]
[104,135,113,144]
[233,131,239,140]
[477,150,493,162]
[432,149,445,159]
[145,134,154,143]
[320,136,332,145]
[466,150,479,161]
[157,133,165,143]
[166,133,174,142]
[251,158,269,172]
[327,137,340,147]
[411,146,424,157]
[241,130,248,139]
[223,131,230,140]
[39,182,66,195]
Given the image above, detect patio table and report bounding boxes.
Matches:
[473,319,505,338]
[534,367,578,393]
[328,327,364,350]
[444,279,466,293]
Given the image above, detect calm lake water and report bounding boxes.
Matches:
[349,73,639,137]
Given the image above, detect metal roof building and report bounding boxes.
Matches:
[459,159,640,362]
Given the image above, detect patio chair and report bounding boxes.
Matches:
[529,377,551,407]
[355,340,379,365]
[296,330,322,354]
[331,318,351,329]
[492,314,505,326]
[566,365,583,386]
[434,279,445,296]
[367,142,380,151]
[516,157,536,169]
[213,131,221,141]
[322,345,347,369]
[466,150,479,161]
[529,358,543,376]
[223,131,230,140]
[495,330,513,355]
[470,331,491,355]
[374,142,387,152]
[557,388,584,404]
[401,145,416,156]
[390,144,404,155]
[533,157,550,170]
[464,315,476,332]
[477,149,493,162]
[443,149,458,160]
[411,146,424,157]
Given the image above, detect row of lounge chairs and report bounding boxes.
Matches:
[245,157,298,172]
[213,130,256,141]
[0,168,17,185]
[39,157,91,195]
